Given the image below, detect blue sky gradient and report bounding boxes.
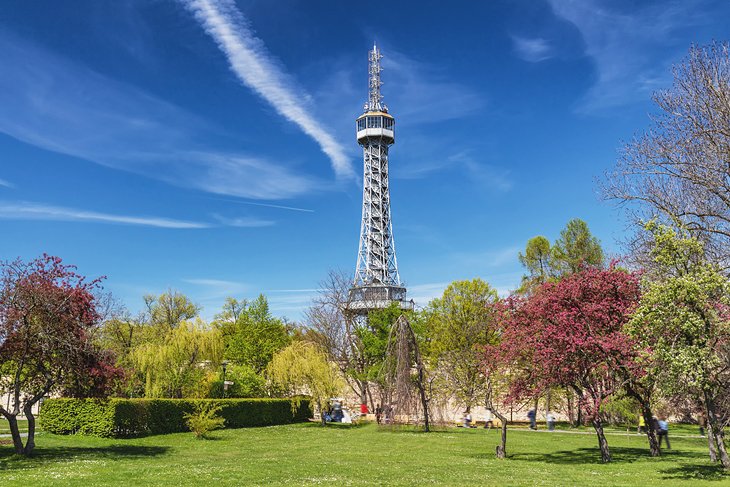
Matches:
[1,0,728,320]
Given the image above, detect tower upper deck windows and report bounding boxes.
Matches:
[356,113,395,143]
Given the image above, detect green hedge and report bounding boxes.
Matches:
[39,398,311,438]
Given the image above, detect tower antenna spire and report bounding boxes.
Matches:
[366,43,387,113]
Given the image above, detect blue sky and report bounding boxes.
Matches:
[1,0,728,321]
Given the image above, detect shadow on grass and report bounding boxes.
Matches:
[660,463,729,482]
[0,444,169,470]
[509,446,706,465]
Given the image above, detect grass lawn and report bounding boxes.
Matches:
[0,422,727,486]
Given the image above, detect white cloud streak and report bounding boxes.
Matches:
[181,0,354,179]
[0,178,13,188]
[0,201,209,229]
[511,36,553,63]
[211,213,275,227]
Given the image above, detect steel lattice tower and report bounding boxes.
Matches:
[348,44,412,314]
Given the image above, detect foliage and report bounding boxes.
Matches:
[132,319,223,398]
[627,222,730,466]
[268,341,344,424]
[144,290,200,331]
[496,266,641,462]
[517,235,552,294]
[208,364,267,398]
[184,403,225,438]
[39,398,312,438]
[216,295,291,374]
[424,279,499,408]
[0,254,119,455]
[550,218,604,276]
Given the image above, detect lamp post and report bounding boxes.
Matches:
[221,360,229,398]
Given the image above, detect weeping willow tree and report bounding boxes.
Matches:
[132,319,223,398]
[268,341,345,426]
[380,315,431,431]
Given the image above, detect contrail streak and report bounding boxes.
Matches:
[181,0,354,179]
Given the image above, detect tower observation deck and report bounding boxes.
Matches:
[347,45,412,314]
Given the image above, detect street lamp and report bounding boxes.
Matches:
[221,360,229,398]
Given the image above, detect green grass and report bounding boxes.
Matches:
[0,422,727,486]
[0,420,27,435]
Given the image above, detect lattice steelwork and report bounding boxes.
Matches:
[348,45,411,313]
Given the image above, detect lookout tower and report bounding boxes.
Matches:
[348,45,412,314]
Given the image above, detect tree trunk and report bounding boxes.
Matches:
[705,395,730,468]
[22,407,36,455]
[641,404,661,457]
[591,417,612,463]
[416,365,430,432]
[5,413,25,454]
[493,409,508,459]
[565,388,575,426]
[707,423,718,462]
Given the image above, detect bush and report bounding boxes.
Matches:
[185,403,225,438]
[39,398,311,438]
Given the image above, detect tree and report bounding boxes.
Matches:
[497,266,641,463]
[550,218,604,276]
[0,255,118,455]
[132,319,222,398]
[268,341,344,425]
[306,271,370,410]
[517,236,552,294]
[144,290,199,331]
[627,222,730,467]
[603,41,730,268]
[424,279,500,410]
[218,295,291,374]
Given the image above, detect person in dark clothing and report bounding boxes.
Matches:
[527,409,537,430]
[375,404,383,425]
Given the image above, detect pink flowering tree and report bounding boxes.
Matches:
[496,265,642,463]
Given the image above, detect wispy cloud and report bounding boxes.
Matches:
[0,178,13,188]
[548,0,709,112]
[0,32,318,200]
[512,36,553,63]
[210,197,315,213]
[0,201,209,229]
[396,150,512,192]
[181,0,353,179]
[211,213,274,227]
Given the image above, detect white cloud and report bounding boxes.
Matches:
[512,36,552,62]
[181,0,353,179]
[0,32,318,200]
[0,178,13,188]
[0,201,209,229]
[211,213,275,227]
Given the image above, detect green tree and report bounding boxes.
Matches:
[517,235,552,294]
[550,218,604,276]
[268,341,344,425]
[218,295,291,374]
[144,290,200,331]
[627,222,730,467]
[132,319,223,398]
[424,279,500,409]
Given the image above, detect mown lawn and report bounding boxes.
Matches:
[0,422,727,486]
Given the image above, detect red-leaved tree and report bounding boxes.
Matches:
[495,266,641,463]
[0,255,120,455]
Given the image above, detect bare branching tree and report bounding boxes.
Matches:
[603,41,730,268]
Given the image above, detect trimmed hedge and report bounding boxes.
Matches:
[39,398,311,438]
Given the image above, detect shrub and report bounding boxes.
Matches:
[39,398,311,438]
[184,403,225,438]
